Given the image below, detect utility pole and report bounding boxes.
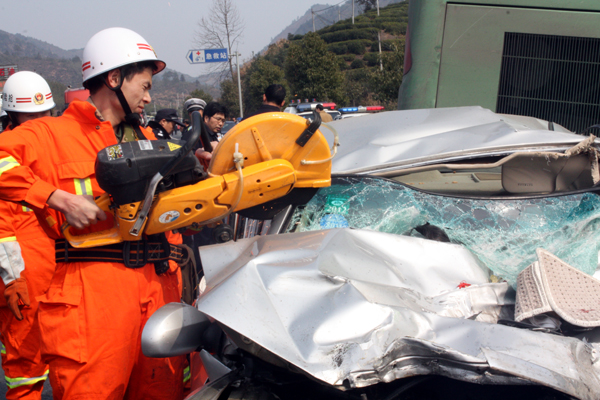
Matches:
[312,8,315,32]
[377,0,382,71]
[231,51,244,119]
[378,32,383,71]
[338,7,341,21]
[352,0,355,24]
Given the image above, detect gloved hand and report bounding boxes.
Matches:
[4,277,30,320]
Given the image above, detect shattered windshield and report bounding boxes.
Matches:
[286,176,600,286]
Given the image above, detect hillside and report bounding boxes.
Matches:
[0,28,216,112]
[267,0,405,50]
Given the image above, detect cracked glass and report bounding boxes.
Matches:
[286,176,600,286]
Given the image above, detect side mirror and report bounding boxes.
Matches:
[142,302,210,358]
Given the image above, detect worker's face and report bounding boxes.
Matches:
[14,110,51,126]
[159,119,175,134]
[121,67,153,115]
[204,112,225,133]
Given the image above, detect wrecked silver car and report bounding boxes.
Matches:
[143,107,600,400]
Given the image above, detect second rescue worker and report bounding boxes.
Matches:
[0,28,185,398]
[0,71,56,399]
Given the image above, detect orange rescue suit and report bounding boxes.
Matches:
[0,100,184,399]
[0,182,55,398]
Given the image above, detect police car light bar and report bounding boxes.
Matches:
[339,105,385,113]
[296,101,337,112]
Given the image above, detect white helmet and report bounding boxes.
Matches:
[1,71,55,113]
[82,27,166,83]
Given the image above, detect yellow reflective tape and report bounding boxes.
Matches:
[74,178,92,196]
[22,205,32,212]
[183,366,190,383]
[0,156,19,177]
[0,236,17,243]
[5,369,49,388]
[1,343,5,354]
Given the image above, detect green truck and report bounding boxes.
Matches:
[398,0,600,133]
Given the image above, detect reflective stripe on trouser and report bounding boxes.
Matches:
[184,365,190,383]
[74,178,92,196]
[0,157,19,177]
[39,261,185,399]
[5,369,49,389]
[1,343,5,354]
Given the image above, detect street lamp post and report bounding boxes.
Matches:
[231,51,244,119]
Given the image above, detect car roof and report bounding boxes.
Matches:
[329,106,589,174]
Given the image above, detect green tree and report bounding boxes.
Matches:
[344,69,371,106]
[219,79,239,118]
[242,57,288,115]
[284,32,345,104]
[369,42,404,109]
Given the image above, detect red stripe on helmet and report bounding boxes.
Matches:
[137,43,152,51]
[16,100,31,103]
[82,65,91,71]
[46,93,53,99]
[16,97,30,100]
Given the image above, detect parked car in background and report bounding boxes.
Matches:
[221,120,236,135]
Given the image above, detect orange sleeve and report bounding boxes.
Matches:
[0,125,58,209]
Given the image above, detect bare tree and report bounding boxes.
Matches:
[357,0,377,11]
[195,0,245,82]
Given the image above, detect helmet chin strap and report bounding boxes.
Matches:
[104,69,147,140]
[6,112,19,129]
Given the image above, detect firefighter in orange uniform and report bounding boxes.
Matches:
[0,71,56,399]
[0,28,184,399]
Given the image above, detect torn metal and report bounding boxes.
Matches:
[198,228,600,400]
[329,106,594,175]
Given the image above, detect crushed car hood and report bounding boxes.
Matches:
[329,106,589,174]
[198,229,600,400]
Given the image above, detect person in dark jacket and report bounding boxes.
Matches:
[147,108,185,139]
[203,102,228,142]
[242,84,286,121]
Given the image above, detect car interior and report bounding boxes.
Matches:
[379,150,598,197]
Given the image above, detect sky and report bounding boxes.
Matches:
[0,0,332,78]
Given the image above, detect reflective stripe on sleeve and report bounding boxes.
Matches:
[0,157,19,177]
[22,205,32,212]
[1,343,5,355]
[74,178,93,196]
[183,365,190,383]
[5,369,49,389]
[0,236,17,243]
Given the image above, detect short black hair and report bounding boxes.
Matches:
[203,102,228,120]
[315,104,324,111]
[264,84,286,106]
[83,61,158,95]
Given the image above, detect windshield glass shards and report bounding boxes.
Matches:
[286,176,600,286]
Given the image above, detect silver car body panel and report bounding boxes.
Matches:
[328,106,589,174]
[197,229,600,399]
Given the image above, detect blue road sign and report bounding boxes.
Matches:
[186,48,229,64]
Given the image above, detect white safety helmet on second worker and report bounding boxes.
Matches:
[82,27,166,83]
[1,71,55,113]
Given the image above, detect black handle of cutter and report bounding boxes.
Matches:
[199,114,213,153]
[158,111,203,177]
[295,110,322,147]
